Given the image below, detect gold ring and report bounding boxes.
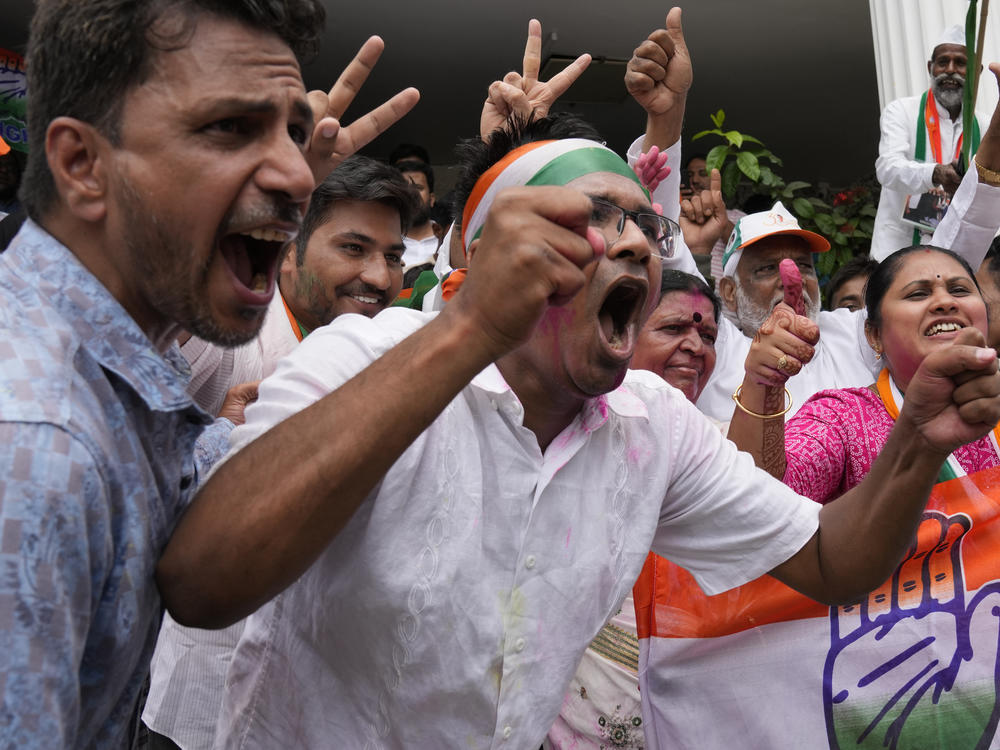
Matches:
[777,355,789,371]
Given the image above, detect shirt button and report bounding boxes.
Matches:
[502,726,512,740]
[514,637,526,652]
[525,555,536,569]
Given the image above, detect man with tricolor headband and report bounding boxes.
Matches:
[156,101,1000,746]
[871,23,987,259]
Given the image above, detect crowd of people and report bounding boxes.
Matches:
[3,1,1000,748]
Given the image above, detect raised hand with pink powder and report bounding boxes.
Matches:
[780,258,806,316]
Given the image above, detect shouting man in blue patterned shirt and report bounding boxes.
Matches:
[0,1,416,747]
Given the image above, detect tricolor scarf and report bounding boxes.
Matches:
[460,138,646,253]
[912,89,982,243]
[281,294,308,342]
[876,367,1000,482]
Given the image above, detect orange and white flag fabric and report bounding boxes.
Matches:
[634,467,1000,749]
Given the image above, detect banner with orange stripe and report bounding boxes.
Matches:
[635,466,1000,748]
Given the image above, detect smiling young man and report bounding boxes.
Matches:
[0,0,419,746]
[281,157,416,326]
[182,155,418,414]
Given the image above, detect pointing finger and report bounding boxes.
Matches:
[324,36,385,120]
[523,19,542,89]
[541,53,592,104]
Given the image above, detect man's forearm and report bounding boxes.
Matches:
[157,309,499,628]
[773,420,946,605]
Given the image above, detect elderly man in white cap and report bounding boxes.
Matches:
[871,24,987,259]
[690,153,1000,421]
[691,201,879,420]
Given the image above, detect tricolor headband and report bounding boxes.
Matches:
[461,138,646,252]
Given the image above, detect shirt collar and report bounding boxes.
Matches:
[6,220,207,418]
[470,363,649,430]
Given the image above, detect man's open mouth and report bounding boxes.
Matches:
[219,227,290,299]
[598,278,647,356]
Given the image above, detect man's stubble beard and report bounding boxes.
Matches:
[116,179,262,348]
[410,203,431,228]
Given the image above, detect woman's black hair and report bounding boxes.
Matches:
[864,245,982,329]
[658,270,721,324]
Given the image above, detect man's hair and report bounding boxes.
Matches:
[294,155,420,265]
[982,235,1000,275]
[659,270,721,323]
[429,195,454,229]
[683,152,708,170]
[451,113,604,223]
[395,159,436,194]
[865,245,979,328]
[389,143,430,166]
[825,255,878,309]
[20,0,325,220]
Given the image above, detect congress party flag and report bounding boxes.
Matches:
[634,467,1000,749]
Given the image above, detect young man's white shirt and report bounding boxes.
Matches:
[213,307,820,749]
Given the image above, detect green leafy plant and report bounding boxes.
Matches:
[694,109,782,198]
[692,109,878,278]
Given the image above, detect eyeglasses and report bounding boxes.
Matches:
[589,197,677,259]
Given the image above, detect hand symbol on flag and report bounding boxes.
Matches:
[823,511,1000,748]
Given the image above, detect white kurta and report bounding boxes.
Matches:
[213,308,820,750]
[872,93,985,260]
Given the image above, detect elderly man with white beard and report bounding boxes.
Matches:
[687,160,1000,421]
[870,25,986,259]
[690,201,882,421]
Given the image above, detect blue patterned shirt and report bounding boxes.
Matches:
[0,221,232,749]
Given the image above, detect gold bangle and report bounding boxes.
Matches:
[731,386,793,419]
[974,156,1000,187]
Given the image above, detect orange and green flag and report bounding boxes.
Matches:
[635,466,1000,748]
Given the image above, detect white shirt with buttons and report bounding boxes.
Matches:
[213,307,820,749]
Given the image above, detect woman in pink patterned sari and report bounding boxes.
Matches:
[735,245,1000,505]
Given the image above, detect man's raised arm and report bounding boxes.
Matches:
[157,188,604,629]
[625,6,691,153]
[479,19,591,140]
